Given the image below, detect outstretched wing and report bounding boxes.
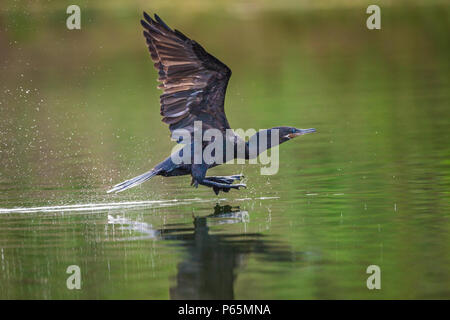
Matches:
[141,12,232,139]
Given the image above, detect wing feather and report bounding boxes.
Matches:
[141,12,232,139]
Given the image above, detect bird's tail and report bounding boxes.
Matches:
[107,169,161,194]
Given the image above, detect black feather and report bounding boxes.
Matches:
[143,11,154,24]
[154,14,173,31]
[140,12,232,135]
[174,29,188,41]
[141,19,151,30]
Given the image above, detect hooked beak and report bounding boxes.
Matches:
[286,128,316,139]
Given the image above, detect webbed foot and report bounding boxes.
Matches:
[194,177,246,195]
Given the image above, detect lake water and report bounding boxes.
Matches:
[0,3,449,299]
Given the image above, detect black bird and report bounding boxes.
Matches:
[108,12,316,195]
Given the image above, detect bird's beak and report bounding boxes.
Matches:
[286,128,316,139]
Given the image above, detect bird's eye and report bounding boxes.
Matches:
[291,128,296,133]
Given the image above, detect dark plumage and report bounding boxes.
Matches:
[108,12,316,195]
[140,12,231,136]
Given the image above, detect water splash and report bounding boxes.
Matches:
[0,196,279,214]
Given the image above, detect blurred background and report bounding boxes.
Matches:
[0,0,449,299]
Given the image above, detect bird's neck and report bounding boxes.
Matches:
[245,129,279,159]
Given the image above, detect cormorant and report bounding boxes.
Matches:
[108,12,316,195]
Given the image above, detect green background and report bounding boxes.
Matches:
[0,0,449,299]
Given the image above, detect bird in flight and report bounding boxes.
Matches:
[108,12,316,195]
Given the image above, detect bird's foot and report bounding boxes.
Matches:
[212,183,246,195]
[196,177,246,195]
[190,177,199,188]
[205,174,244,185]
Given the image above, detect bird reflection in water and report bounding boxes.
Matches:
[108,204,298,299]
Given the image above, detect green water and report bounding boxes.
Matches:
[0,2,449,299]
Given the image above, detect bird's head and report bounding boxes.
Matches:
[245,126,317,159]
[276,127,316,144]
